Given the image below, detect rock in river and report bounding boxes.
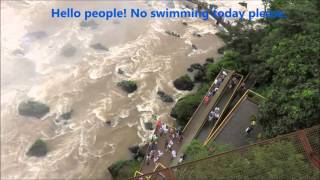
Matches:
[173,75,194,91]
[59,109,73,120]
[27,139,48,157]
[61,44,77,57]
[157,90,174,103]
[117,80,137,93]
[90,43,108,51]
[18,100,50,118]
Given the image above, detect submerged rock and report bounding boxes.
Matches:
[117,68,125,75]
[12,49,25,56]
[165,30,181,38]
[27,139,47,157]
[182,22,188,26]
[80,20,98,29]
[128,145,140,154]
[144,122,154,130]
[192,32,202,37]
[157,90,174,103]
[117,80,137,93]
[61,44,77,57]
[90,43,108,51]
[18,100,50,118]
[59,109,73,120]
[173,75,194,91]
[190,63,203,70]
[192,44,198,50]
[105,120,112,126]
[24,31,47,40]
[206,57,214,63]
[239,2,248,8]
[187,67,194,72]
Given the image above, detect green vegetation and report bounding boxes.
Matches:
[170,83,209,127]
[117,80,138,93]
[177,141,320,179]
[183,140,232,162]
[171,0,320,138]
[27,139,48,157]
[108,160,140,180]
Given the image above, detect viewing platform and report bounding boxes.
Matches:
[204,90,265,146]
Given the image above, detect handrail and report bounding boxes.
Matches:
[134,171,143,177]
[203,73,244,144]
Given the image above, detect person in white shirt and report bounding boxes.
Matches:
[158,150,163,157]
[171,149,177,160]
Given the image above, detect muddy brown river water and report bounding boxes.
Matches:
[1,1,224,179]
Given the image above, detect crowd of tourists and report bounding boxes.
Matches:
[203,70,228,105]
[145,120,183,166]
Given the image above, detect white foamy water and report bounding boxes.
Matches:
[1,1,226,179]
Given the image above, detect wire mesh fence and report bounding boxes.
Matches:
[130,125,320,180]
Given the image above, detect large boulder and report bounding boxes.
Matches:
[157,91,174,103]
[173,75,194,91]
[190,63,203,70]
[27,139,48,157]
[194,70,205,82]
[18,100,50,118]
[117,80,137,93]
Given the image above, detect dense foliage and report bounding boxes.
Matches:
[183,140,232,162]
[172,0,320,137]
[177,141,319,179]
[108,160,140,180]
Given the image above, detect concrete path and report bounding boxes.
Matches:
[210,97,262,148]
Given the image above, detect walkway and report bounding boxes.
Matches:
[196,73,243,144]
[140,70,234,174]
[204,90,263,147]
